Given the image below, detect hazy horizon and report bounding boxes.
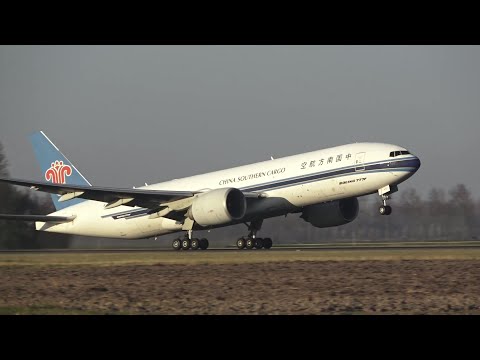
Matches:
[2,45,480,201]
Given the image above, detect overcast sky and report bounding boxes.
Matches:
[1,45,479,201]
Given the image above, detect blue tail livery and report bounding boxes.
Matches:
[29,131,91,210]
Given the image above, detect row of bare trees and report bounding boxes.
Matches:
[0,142,72,249]
[193,184,480,246]
[253,184,480,243]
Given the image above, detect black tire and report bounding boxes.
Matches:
[181,238,191,250]
[263,238,273,249]
[254,238,264,249]
[237,238,246,249]
[245,238,255,249]
[199,238,209,250]
[172,238,182,251]
[190,238,200,250]
[385,206,392,215]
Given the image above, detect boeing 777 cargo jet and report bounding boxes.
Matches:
[0,131,420,250]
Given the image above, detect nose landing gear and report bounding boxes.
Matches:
[379,194,392,215]
[378,184,397,216]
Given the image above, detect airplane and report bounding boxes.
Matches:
[0,131,421,250]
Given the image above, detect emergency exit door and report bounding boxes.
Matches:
[355,152,365,171]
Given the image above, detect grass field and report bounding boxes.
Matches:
[3,247,480,314]
[0,305,109,315]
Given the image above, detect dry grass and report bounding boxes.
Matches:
[3,257,480,314]
[2,248,480,267]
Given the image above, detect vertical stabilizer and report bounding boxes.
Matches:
[29,131,91,210]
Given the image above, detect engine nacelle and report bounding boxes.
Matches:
[300,197,359,228]
[187,188,247,227]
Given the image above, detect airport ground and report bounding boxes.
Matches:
[1,245,480,314]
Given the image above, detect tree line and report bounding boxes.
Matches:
[0,142,72,249]
[254,184,480,243]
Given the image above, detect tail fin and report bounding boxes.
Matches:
[29,131,91,210]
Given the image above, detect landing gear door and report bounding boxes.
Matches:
[355,152,365,171]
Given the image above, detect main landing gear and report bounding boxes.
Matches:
[172,230,209,251]
[236,220,273,250]
[236,236,273,250]
[171,220,274,251]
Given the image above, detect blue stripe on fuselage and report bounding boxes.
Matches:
[105,157,419,220]
[241,157,419,192]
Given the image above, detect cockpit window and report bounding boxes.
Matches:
[390,150,410,157]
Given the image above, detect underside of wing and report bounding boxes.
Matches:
[0,177,265,211]
[0,176,197,209]
[0,214,76,223]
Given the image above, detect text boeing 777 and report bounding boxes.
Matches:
[0,131,420,250]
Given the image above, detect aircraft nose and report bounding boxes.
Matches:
[412,156,421,171]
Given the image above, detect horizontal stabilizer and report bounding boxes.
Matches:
[0,214,76,223]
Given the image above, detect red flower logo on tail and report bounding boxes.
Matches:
[45,160,72,184]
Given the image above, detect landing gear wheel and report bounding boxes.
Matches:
[379,205,392,215]
[237,237,246,249]
[263,238,273,249]
[172,238,182,251]
[254,238,264,249]
[199,238,209,250]
[245,238,255,250]
[181,238,191,250]
[190,238,200,250]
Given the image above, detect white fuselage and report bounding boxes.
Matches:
[37,142,420,239]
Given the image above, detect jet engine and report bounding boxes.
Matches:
[187,188,247,226]
[300,197,359,228]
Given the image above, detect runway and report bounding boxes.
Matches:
[2,241,480,253]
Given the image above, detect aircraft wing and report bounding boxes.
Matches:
[0,214,76,223]
[0,177,264,210]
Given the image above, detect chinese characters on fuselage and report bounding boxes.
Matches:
[300,153,352,170]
